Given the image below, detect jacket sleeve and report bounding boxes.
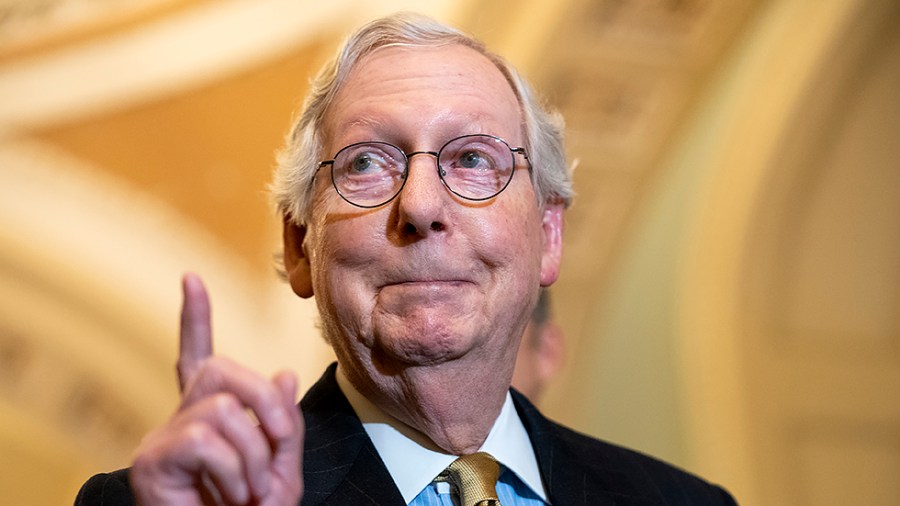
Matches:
[74,469,135,506]
[715,484,739,505]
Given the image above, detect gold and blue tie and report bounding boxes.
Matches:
[439,452,502,506]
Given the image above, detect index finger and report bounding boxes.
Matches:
[178,272,213,391]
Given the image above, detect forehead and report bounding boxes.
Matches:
[324,44,522,147]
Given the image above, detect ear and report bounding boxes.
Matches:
[283,215,314,298]
[539,203,564,286]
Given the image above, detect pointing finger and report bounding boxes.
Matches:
[178,273,213,392]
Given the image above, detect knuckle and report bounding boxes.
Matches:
[210,393,242,417]
[131,427,178,472]
[253,382,280,406]
[193,360,222,386]
[130,450,154,474]
[183,357,234,394]
[182,421,215,449]
[195,356,240,391]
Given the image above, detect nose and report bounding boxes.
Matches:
[395,152,448,237]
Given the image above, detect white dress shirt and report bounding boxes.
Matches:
[336,366,548,505]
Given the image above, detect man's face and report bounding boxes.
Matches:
[286,44,563,389]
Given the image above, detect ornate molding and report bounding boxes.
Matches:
[0,0,455,136]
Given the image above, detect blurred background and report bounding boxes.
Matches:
[1,0,897,504]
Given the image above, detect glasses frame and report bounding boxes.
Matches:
[316,134,530,209]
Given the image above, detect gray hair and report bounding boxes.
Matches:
[271,12,573,225]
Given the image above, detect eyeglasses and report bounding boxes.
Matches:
[317,134,529,208]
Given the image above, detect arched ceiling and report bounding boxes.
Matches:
[0,1,764,502]
[0,0,761,346]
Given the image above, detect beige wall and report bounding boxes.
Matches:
[544,1,900,504]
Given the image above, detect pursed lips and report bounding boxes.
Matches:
[377,272,476,291]
[380,278,472,288]
[373,276,476,312]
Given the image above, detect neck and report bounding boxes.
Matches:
[341,359,512,454]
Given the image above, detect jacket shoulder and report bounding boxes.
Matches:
[558,423,735,503]
[511,389,737,505]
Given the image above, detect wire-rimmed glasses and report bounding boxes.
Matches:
[316,134,529,208]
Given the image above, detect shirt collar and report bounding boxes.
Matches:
[336,366,548,504]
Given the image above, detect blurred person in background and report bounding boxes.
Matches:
[511,289,565,402]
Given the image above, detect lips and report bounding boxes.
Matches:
[377,272,475,289]
[377,281,474,300]
[376,273,476,308]
[374,258,476,286]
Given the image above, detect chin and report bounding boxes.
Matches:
[373,325,474,368]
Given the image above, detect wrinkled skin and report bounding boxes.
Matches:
[284,44,563,454]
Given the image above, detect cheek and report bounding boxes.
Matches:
[307,213,386,312]
[308,223,377,346]
[489,201,544,262]
[307,192,380,264]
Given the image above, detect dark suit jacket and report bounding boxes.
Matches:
[76,363,737,505]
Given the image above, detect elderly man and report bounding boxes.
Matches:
[76,13,736,506]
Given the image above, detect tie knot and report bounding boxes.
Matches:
[442,452,501,506]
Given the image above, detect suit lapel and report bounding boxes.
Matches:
[300,367,649,505]
[513,389,643,506]
[300,364,406,506]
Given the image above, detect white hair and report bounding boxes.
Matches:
[271,12,573,225]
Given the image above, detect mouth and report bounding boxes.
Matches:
[377,264,476,288]
[376,269,479,298]
[379,279,472,289]
[375,278,476,313]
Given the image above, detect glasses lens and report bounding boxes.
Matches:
[332,142,406,207]
[439,135,515,200]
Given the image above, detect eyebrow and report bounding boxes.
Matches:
[343,116,387,133]
[333,114,494,148]
[327,116,385,141]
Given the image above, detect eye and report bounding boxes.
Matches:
[458,150,485,169]
[449,148,495,171]
[336,144,401,175]
[351,153,376,173]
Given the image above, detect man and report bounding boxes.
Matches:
[76,13,737,505]
[511,290,565,402]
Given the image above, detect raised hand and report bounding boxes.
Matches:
[130,274,303,505]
